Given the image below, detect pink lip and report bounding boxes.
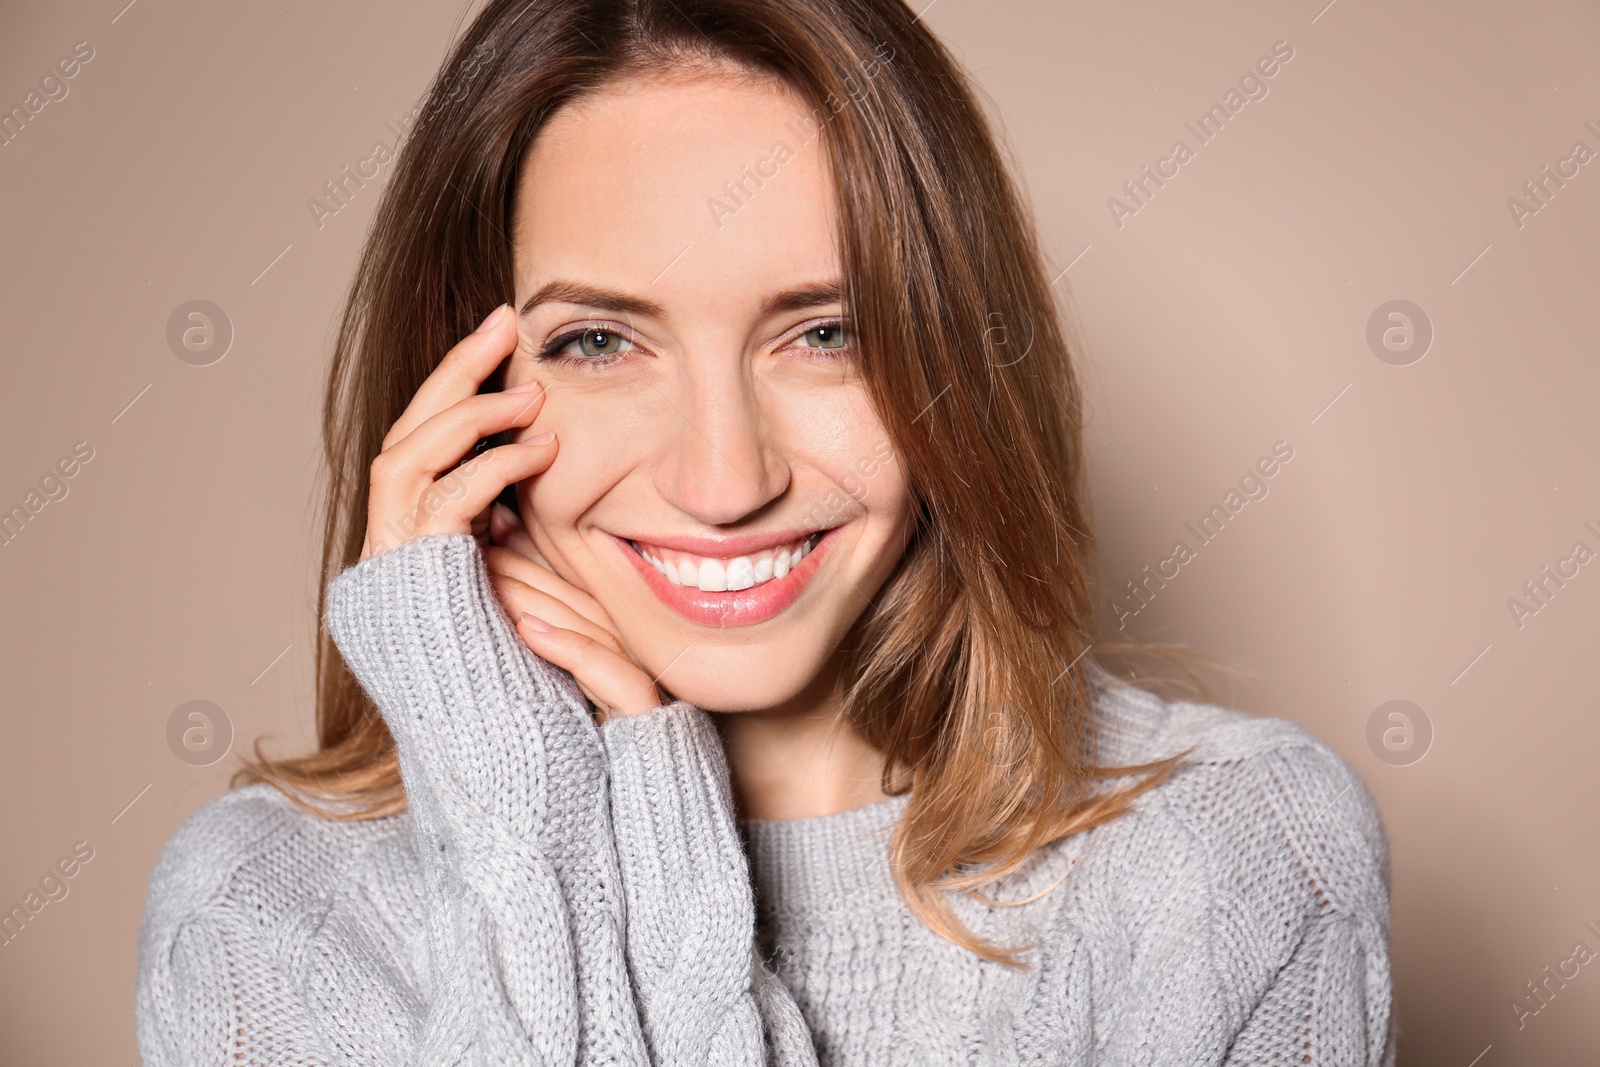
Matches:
[611,527,839,628]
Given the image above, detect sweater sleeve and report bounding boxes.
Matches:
[1219,746,1397,1067]
[1221,910,1395,1066]
[601,704,819,1067]
[316,532,650,1065]
[139,533,646,1065]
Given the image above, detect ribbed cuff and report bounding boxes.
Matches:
[600,701,749,913]
[323,533,604,844]
[600,702,763,1060]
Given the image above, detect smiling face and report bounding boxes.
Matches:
[503,65,915,714]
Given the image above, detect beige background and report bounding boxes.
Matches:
[1,0,1596,1062]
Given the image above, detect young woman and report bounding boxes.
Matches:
[135,0,1395,1063]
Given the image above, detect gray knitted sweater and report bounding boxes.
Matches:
[135,534,1395,1065]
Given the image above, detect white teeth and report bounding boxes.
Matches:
[726,557,756,591]
[697,558,727,592]
[634,533,821,590]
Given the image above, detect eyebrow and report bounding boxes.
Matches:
[517,279,844,319]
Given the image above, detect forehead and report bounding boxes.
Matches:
[512,68,839,305]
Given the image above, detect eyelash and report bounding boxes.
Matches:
[535,319,853,370]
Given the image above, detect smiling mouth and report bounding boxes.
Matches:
[627,532,822,591]
[613,526,838,628]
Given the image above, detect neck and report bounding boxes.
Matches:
[712,661,891,822]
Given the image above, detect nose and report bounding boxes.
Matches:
[652,355,790,527]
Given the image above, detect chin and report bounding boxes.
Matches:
[644,639,839,714]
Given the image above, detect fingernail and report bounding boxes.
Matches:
[503,381,537,394]
[519,612,552,633]
[526,431,555,445]
[475,304,508,332]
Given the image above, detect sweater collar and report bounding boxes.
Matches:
[741,790,908,919]
[741,664,1172,916]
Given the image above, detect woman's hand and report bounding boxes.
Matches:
[359,301,664,722]
[484,502,666,723]
[361,304,551,560]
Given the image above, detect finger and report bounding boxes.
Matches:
[385,304,526,447]
[488,502,543,561]
[367,393,546,540]
[484,544,608,623]
[489,573,622,654]
[489,503,558,575]
[365,438,556,556]
[515,614,664,719]
[428,439,557,533]
[380,389,547,484]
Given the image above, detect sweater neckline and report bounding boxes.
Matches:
[740,791,909,917]
[733,669,1171,916]
[739,789,909,832]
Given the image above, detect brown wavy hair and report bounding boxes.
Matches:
[237,0,1188,965]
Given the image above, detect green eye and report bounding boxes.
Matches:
[800,323,848,350]
[536,325,637,369]
[575,329,628,357]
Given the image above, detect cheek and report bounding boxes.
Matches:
[763,378,908,523]
[846,445,911,543]
[757,362,856,441]
[823,444,905,523]
[517,380,664,527]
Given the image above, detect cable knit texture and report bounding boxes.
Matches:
[135,533,1395,1065]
